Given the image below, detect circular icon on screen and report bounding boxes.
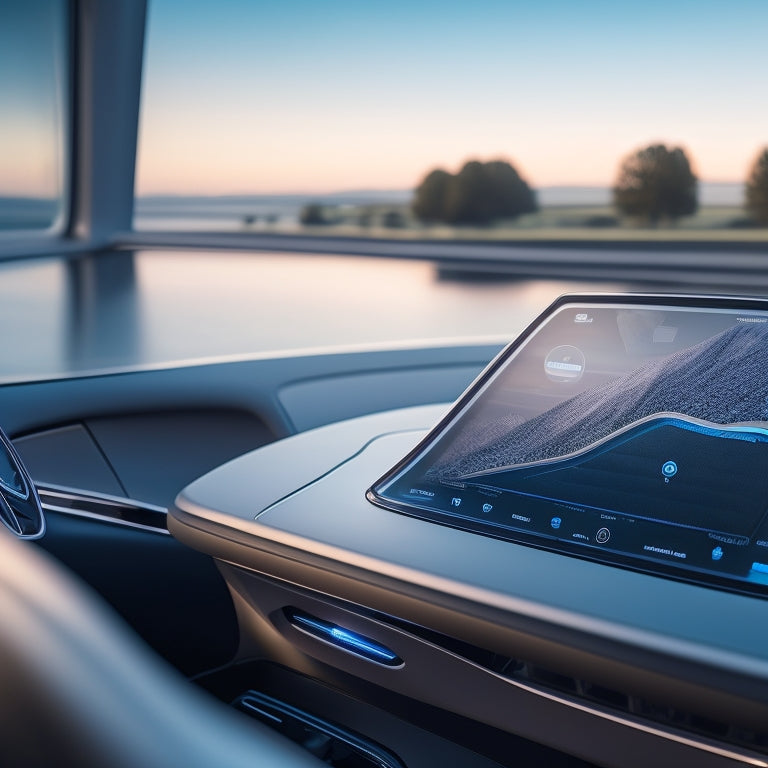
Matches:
[661,461,678,478]
[596,527,611,544]
[544,345,585,383]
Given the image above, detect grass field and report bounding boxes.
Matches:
[291,203,768,243]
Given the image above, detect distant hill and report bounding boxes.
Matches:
[430,323,768,481]
[134,189,412,214]
[134,182,745,214]
[0,197,58,230]
[537,182,744,207]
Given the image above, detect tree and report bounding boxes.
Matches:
[412,159,537,225]
[444,160,492,224]
[382,209,406,228]
[746,148,768,225]
[481,159,538,221]
[613,144,698,225]
[412,169,452,222]
[299,203,328,225]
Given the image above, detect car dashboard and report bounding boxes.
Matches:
[0,247,766,768]
[164,295,768,768]
[3,2,768,766]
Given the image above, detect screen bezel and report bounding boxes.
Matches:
[367,292,768,600]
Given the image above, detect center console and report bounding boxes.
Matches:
[170,295,768,768]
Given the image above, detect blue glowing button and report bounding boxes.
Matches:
[287,609,402,666]
[661,461,678,478]
[751,562,768,575]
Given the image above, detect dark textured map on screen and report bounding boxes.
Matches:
[372,300,768,593]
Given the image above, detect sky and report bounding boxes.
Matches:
[2,1,767,198]
[0,1,66,198]
[134,0,768,195]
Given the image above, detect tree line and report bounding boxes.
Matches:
[411,145,768,227]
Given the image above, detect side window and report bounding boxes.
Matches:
[0,1,68,234]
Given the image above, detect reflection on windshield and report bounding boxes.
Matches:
[0,249,624,383]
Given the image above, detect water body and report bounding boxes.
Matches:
[0,184,746,232]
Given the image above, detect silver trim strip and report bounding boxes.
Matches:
[37,484,167,512]
[0,336,505,386]
[37,483,169,535]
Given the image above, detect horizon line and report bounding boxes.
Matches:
[0,179,747,201]
[133,179,746,199]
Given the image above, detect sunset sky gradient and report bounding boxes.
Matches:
[2,1,767,198]
[135,0,768,195]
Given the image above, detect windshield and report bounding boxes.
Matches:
[135,0,768,242]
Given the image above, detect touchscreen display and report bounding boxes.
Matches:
[369,296,768,595]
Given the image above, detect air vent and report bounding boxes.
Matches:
[495,658,768,752]
[373,613,768,755]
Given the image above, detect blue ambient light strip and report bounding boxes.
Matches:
[288,610,402,666]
